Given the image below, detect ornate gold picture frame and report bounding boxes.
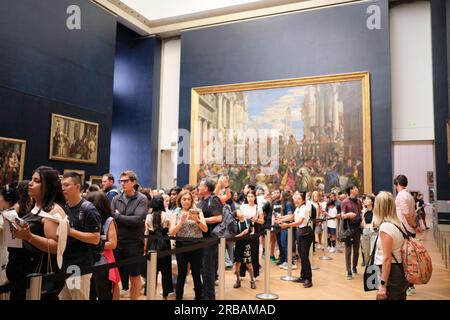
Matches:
[190,71,372,194]
[0,137,26,184]
[50,113,99,164]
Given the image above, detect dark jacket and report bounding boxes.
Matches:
[111,191,148,243]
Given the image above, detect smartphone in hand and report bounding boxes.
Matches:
[15,217,28,228]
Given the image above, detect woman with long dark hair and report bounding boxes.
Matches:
[6,166,66,300]
[145,195,173,298]
[86,191,120,300]
[238,190,264,278]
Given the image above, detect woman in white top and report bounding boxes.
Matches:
[373,191,409,300]
[306,191,322,250]
[237,190,264,278]
[325,200,338,252]
[280,192,313,288]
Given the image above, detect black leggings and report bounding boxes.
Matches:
[158,256,173,297]
[298,233,314,282]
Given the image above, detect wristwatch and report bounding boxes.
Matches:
[380,280,386,286]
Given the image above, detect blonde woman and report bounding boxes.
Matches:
[308,191,322,250]
[373,191,409,300]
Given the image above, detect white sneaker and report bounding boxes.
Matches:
[316,244,322,250]
[279,262,288,269]
[329,247,336,253]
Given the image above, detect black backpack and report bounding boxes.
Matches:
[211,202,237,238]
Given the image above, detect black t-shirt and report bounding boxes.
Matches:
[197,195,223,237]
[272,200,282,217]
[364,210,374,224]
[64,198,101,268]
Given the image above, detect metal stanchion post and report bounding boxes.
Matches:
[281,227,299,281]
[336,218,343,253]
[146,251,157,300]
[319,218,332,261]
[310,221,320,270]
[218,238,226,300]
[444,238,448,269]
[26,273,42,300]
[256,229,279,300]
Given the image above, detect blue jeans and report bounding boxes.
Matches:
[225,242,234,267]
[202,245,218,300]
[280,229,297,263]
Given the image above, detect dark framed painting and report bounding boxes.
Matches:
[428,187,434,203]
[89,175,102,187]
[426,171,434,186]
[0,137,26,185]
[63,169,85,185]
[49,113,99,164]
[189,72,372,194]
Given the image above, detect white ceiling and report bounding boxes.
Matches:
[120,0,266,21]
[94,0,359,36]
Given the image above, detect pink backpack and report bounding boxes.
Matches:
[394,224,433,284]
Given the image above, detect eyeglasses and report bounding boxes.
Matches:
[119,179,130,184]
[61,183,75,189]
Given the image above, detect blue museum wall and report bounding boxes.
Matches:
[431,0,450,223]
[0,0,116,181]
[178,0,391,192]
[110,24,161,187]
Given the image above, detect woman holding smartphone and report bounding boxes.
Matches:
[169,190,208,300]
[6,166,66,300]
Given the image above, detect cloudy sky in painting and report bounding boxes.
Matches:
[245,86,310,140]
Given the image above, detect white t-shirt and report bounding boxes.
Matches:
[374,222,404,265]
[295,205,310,228]
[240,204,258,220]
[326,207,337,228]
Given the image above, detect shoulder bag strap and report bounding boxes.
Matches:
[381,221,404,266]
[368,234,379,266]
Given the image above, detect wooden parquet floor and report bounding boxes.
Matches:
[130,219,450,300]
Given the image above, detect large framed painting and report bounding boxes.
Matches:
[63,169,85,185]
[49,113,99,164]
[0,137,26,185]
[189,71,372,194]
